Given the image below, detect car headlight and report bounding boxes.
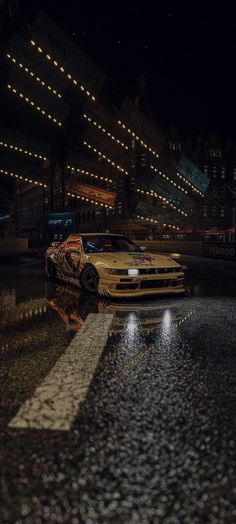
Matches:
[104,268,140,276]
[128,269,139,276]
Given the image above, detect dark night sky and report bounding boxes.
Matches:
[38,0,236,139]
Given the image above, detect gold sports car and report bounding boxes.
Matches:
[45,233,185,298]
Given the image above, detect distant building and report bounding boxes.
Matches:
[165,128,236,240]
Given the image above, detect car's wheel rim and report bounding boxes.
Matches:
[82,267,99,292]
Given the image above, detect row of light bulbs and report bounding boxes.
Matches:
[6,53,62,99]
[177,310,194,327]
[7,84,62,127]
[117,120,159,158]
[0,168,47,188]
[83,141,128,175]
[136,187,188,217]
[19,306,48,320]
[6,43,203,206]
[0,167,112,209]
[136,214,180,230]
[0,140,47,161]
[83,114,129,150]
[30,40,96,102]
[150,165,189,195]
[66,165,113,184]
[0,168,186,221]
[176,171,204,197]
[67,192,113,209]
[0,167,111,209]
[150,164,204,198]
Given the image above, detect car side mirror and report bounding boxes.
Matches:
[140,246,146,252]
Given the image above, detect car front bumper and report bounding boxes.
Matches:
[98,272,185,298]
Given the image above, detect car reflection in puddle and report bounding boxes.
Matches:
[45,281,194,336]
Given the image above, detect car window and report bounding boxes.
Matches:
[83,236,141,253]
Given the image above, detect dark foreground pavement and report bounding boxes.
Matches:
[1,254,236,523]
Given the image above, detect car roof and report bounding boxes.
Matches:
[73,233,124,237]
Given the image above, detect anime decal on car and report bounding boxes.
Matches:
[124,253,155,266]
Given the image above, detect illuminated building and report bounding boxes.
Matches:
[0,3,210,242]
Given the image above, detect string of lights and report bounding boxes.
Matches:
[83,141,128,175]
[136,214,180,230]
[67,192,113,209]
[0,167,47,188]
[150,165,189,195]
[1,302,47,324]
[177,310,195,327]
[136,187,188,217]
[150,164,204,197]
[0,167,112,208]
[30,40,96,102]
[0,140,47,161]
[19,306,48,320]
[83,114,129,150]
[6,53,62,99]
[6,83,62,127]
[176,171,204,196]
[66,165,113,184]
[117,120,159,158]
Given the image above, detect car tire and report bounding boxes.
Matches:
[46,259,57,279]
[80,265,99,293]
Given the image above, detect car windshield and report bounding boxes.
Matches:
[82,235,141,253]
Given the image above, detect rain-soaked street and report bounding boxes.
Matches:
[1,253,236,523]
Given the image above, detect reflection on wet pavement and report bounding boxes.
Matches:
[1,255,236,523]
[45,281,195,336]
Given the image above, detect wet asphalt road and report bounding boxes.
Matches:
[1,253,236,523]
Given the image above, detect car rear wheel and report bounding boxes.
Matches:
[80,265,99,293]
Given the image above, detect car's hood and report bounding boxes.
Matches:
[88,252,180,269]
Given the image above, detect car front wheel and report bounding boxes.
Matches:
[80,265,99,293]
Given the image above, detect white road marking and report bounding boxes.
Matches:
[8,313,113,431]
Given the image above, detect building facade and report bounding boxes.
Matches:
[2,3,234,244]
[165,128,236,239]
